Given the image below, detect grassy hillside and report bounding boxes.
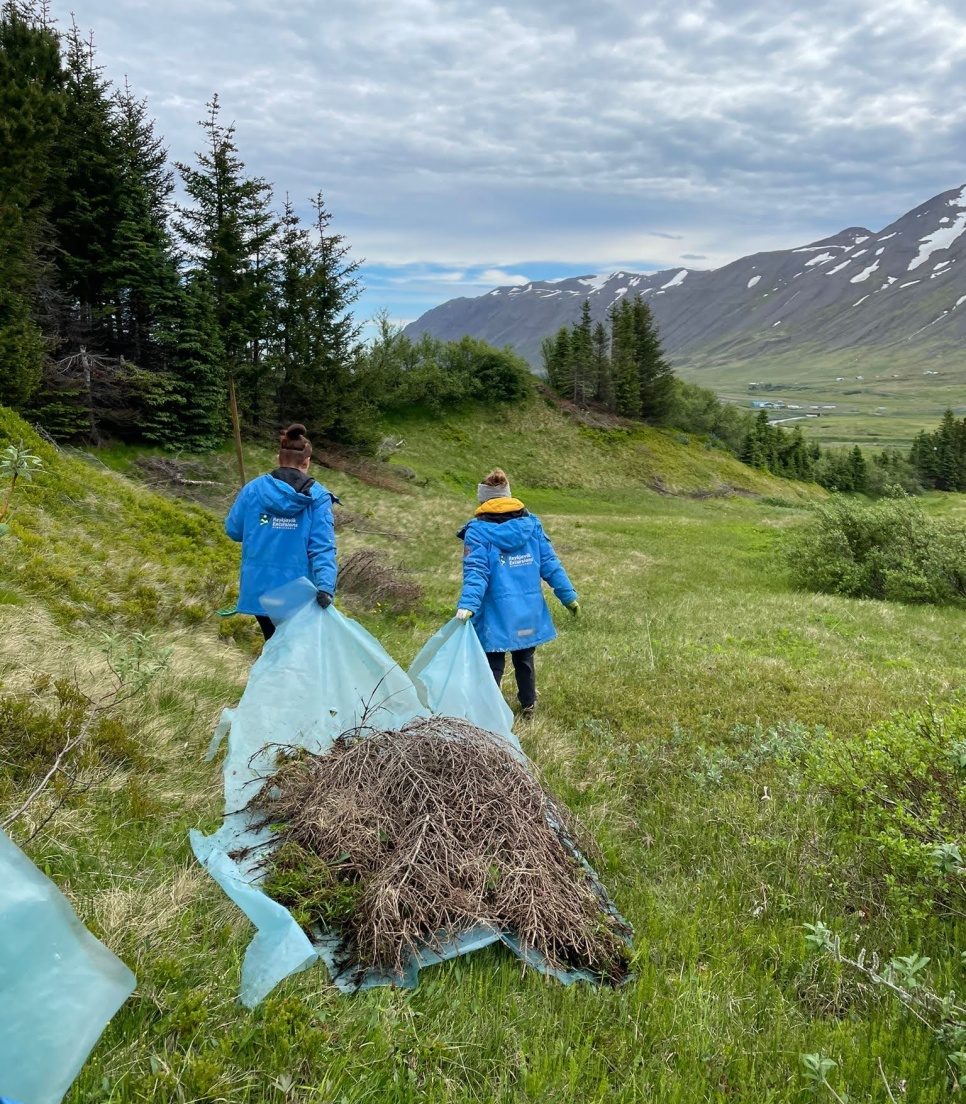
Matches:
[3,400,966,1102]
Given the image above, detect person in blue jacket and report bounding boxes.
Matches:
[456,468,578,717]
[225,422,338,641]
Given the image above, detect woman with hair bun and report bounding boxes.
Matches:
[456,468,578,718]
[225,423,338,640]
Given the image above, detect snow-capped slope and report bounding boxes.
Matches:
[404,186,966,370]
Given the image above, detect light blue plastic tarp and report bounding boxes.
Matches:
[408,616,518,751]
[0,830,135,1104]
[193,578,629,1003]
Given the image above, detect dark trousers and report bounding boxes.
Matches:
[256,615,276,641]
[486,647,536,708]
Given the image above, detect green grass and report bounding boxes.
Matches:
[2,401,965,1102]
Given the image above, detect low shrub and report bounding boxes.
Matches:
[785,496,966,606]
[802,705,966,922]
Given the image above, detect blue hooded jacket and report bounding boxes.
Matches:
[457,499,577,653]
[225,470,338,616]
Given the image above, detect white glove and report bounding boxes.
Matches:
[456,609,473,621]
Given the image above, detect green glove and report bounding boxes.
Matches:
[567,600,580,617]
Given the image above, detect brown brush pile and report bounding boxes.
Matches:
[332,507,406,541]
[312,448,414,495]
[249,717,632,982]
[337,548,423,613]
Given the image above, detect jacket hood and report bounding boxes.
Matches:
[253,472,330,517]
[474,497,526,517]
[464,513,538,552]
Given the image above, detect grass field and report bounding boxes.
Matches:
[2,397,966,1102]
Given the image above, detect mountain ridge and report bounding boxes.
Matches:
[404,186,966,377]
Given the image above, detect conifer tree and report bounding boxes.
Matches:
[592,320,612,408]
[0,0,64,407]
[107,79,180,371]
[543,326,572,395]
[145,274,226,450]
[848,444,868,493]
[609,299,640,417]
[176,95,278,430]
[567,299,594,405]
[48,22,124,340]
[935,408,965,491]
[540,331,559,389]
[273,192,363,441]
[632,295,675,422]
[740,410,771,469]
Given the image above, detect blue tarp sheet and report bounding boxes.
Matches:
[192,579,629,1004]
[0,830,135,1104]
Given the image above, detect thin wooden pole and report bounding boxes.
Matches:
[228,373,247,489]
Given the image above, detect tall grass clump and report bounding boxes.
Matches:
[786,496,966,605]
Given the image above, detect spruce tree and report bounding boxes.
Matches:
[632,295,675,422]
[609,299,640,417]
[592,320,612,408]
[0,0,64,407]
[567,299,594,405]
[740,410,770,469]
[107,79,181,371]
[48,22,124,340]
[176,95,278,430]
[540,331,559,389]
[848,445,868,493]
[273,192,363,441]
[935,408,964,491]
[145,274,227,450]
[543,326,572,395]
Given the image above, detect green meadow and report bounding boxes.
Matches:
[2,395,965,1103]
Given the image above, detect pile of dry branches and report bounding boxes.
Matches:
[336,548,423,613]
[250,717,631,982]
[134,455,221,489]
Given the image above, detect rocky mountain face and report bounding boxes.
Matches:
[404,186,966,371]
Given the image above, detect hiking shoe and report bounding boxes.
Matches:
[519,703,536,720]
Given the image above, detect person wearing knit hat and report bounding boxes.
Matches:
[455,469,579,718]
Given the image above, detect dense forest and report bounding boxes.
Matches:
[0,1,532,453]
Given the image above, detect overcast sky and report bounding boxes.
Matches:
[62,0,966,326]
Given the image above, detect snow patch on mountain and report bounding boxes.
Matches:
[661,269,688,289]
[747,275,761,288]
[578,274,612,292]
[909,205,966,270]
[850,261,880,283]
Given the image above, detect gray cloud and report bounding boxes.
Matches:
[65,0,966,319]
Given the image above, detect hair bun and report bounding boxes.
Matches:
[284,423,307,441]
